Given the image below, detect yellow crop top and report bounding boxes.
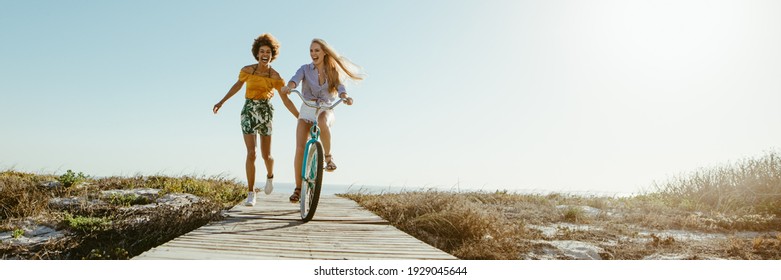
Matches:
[239,71,285,100]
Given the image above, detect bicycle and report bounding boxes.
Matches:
[290,89,346,222]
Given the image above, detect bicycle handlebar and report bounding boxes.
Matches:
[289,89,345,110]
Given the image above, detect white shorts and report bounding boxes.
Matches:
[298,103,335,127]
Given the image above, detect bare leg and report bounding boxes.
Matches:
[259,135,274,178]
[317,112,336,171]
[243,134,257,193]
[291,119,310,201]
[317,112,331,156]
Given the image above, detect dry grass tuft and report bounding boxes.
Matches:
[653,150,781,216]
[561,206,585,223]
[0,171,55,221]
[342,191,530,259]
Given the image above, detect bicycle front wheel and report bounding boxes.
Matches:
[300,141,323,222]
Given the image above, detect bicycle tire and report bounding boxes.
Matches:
[300,141,324,222]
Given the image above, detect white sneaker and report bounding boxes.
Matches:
[244,191,256,206]
[264,177,274,195]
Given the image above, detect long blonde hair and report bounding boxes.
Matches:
[312,38,364,96]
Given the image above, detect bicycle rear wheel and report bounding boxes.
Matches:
[300,141,323,222]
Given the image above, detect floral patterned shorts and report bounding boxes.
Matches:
[240,99,273,135]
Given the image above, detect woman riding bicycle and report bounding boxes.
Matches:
[281,38,363,203]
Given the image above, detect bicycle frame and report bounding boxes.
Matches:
[291,90,345,179]
[290,89,345,221]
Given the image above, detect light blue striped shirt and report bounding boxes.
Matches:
[289,63,346,104]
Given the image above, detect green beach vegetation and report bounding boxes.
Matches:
[0,171,245,259]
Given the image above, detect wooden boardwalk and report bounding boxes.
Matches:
[133,193,457,260]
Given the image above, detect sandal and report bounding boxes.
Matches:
[289,186,301,203]
[324,154,337,172]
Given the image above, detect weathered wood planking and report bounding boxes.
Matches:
[133,194,457,260]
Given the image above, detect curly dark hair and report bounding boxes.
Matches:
[251,33,280,62]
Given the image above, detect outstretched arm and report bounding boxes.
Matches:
[279,90,299,118]
[280,81,296,94]
[213,80,243,114]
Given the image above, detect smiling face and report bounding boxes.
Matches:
[257,45,272,66]
[310,42,325,66]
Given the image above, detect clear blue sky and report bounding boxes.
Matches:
[2,0,780,195]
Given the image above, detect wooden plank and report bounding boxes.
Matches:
[163,239,449,256]
[133,194,456,260]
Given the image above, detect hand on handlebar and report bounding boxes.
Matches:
[339,92,353,105]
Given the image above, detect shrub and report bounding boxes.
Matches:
[58,170,89,188]
[64,214,112,232]
[12,228,24,239]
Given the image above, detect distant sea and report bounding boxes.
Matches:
[252,182,434,196]
[253,182,636,197]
